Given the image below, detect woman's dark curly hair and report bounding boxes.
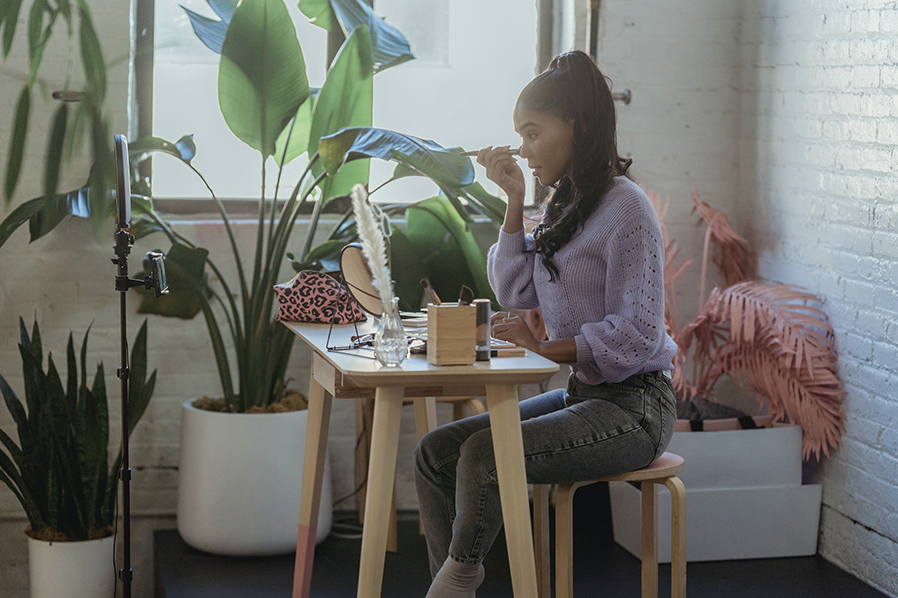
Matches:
[517,51,632,281]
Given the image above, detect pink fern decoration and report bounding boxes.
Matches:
[676,281,845,460]
[691,191,756,309]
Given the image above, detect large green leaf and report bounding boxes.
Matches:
[44,103,68,200]
[388,227,428,311]
[218,0,309,157]
[406,196,497,307]
[1,0,24,57]
[137,243,210,319]
[27,0,56,84]
[126,320,155,436]
[77,4,105,104]
[183,7,228,54]
[308,25,373,200]
[5,86,30,204]
[297,0,337,31]
[299,0,414,73]
[318,127,474,187]
[128,135,194,165]
[459,181,506,224]
[274,92,315,166]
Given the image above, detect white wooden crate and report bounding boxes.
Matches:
[610,481,822,562]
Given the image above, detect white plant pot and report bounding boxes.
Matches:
[27,534,115,598]
[177,401,333,556]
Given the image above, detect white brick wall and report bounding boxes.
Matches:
[600,0,897,595]
[3,0,898,596]
[737,1,898,595]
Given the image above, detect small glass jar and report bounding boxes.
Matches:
[374,297,406,367]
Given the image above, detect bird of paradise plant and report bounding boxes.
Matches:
[647,189,845,460]
[0,0,505,414]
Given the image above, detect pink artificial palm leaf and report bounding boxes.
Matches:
[692,191,756,309]
[646,188,693,337]
[676,281,845,459]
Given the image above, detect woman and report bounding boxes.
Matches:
[414,51,678,598]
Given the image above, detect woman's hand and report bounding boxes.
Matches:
[477,146,525,205]
[491,311,540,353]
[477,146,525,233]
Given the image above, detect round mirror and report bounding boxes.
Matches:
[340,243,384,316]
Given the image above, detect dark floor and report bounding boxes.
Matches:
[155,485,887,598]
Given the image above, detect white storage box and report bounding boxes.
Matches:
[610,481,822,562]
[666,424,803,489]
[609,424,822,562]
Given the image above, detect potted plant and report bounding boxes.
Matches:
[0,318,156,598]
[131,0,503,555]
[609,190,845,562]
[0,0,505,556]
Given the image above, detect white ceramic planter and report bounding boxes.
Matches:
[177,401,333,556]
[28,534,115,598]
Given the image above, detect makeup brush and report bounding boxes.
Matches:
[457,285,474,306]
[420,279,441,305]
[459,148,520,156]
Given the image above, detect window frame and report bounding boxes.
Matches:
[134,0,557,214]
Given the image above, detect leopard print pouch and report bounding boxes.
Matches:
[273,271,367,324]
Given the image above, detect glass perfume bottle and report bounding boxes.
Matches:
[375,297,406,367]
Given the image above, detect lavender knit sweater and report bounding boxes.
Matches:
[487,176,677,385]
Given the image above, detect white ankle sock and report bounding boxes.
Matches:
[424,556,485,598]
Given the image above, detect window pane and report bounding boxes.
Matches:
[152,0,537,202]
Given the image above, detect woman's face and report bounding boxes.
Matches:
[513,105,576,187]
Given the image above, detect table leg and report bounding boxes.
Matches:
[485,384,538,598]
[413,397,438,440]
[292,375,333,598]
[357,386,405,598]
[532,484,551,598]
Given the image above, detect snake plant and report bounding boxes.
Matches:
[0,318,156,541]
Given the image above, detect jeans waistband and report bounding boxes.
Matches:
[570,369,672,394]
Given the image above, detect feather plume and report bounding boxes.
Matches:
[351,184,394,307]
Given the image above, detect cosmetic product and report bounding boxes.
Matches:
[458,285,474,306]
[474,299,491,361]
[459,148,520,156]
[420,278,441,305]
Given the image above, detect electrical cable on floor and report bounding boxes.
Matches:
[327,407,369,540]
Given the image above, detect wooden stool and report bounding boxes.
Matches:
[533,452,687,598]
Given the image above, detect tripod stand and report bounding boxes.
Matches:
[112,134,167,597]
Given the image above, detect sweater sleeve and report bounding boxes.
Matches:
[487,228,541,310]
[573,211,668,382]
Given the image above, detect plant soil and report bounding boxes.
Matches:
[25,525,114,542]
[192,389,308,413]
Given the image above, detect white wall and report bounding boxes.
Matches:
[2,0,898,597]
[599,1,897,596]
[738,1,898,595]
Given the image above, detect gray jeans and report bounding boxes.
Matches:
[413,370,676,575]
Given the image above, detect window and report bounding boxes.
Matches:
[149,0,539,204]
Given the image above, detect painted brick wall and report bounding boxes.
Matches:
[599,0,897,595]
[3,0,897,597]
[737,1,897,595]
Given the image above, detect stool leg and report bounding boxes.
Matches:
[532,484,551,598]
[555,484,577,598]
[641,482,658,598]
[664,476,687,598]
